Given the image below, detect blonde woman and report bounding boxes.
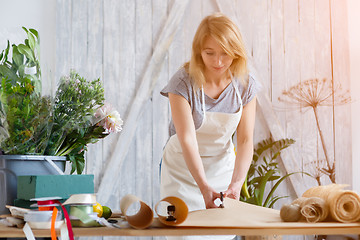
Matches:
[160,13,258,237]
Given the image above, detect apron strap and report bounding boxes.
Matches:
[229,70,243,105]
[201,86,206,116]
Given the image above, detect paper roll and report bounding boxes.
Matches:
[302,184,360,223]
[120,194,154,229]
[63,194,96,205]
[119,195,189,229]
[155,196,188,226]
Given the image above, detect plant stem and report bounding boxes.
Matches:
[312,107,335,183]
[315,176,322,186]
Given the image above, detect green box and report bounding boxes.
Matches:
[17,175,94,200]
[13,199,37,209]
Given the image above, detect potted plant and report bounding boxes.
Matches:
[0,27,123,213]
[239,138,300,240]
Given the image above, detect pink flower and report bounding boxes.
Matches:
[95,103,123,133]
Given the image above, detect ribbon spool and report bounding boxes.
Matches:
[63,194,100,228]
[23,208,64,240]
[69,205,101,227]
[30,197,62,211]
[63,194,96,205]
[29,196,73,240]
[24,209,63,229]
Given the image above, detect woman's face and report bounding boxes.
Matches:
[201,36,233,78]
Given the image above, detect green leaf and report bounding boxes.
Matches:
[17,44,34,62]
[241,175,251,199]
[269,162,278,167]
[0,65,19,82]
[11,45,24,67]
[263,171,304,207]
[0,41,10,63]
[29,28,39,40]
[257,169,276,206]
[272,152,280,160]
[268,176,280,181]
[22,26,29,33]
[27,31,36,51]
[267,196,288,208]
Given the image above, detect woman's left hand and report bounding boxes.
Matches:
[223,183,241,200]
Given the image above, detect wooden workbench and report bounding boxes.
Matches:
[1,222,360,238]
[2,198,360,238]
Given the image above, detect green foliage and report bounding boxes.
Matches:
[0,27,122,174]
[0,27,47,154]
[0,27,41,94]
[240,138,298,208]
[46,71,108,174]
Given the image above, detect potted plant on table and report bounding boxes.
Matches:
[239,138,300,240]
[0,27,123,213]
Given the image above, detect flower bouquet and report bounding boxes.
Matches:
[0,27,122,174]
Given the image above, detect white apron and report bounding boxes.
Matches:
[160,79,243,240]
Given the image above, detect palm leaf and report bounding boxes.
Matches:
[257,169,277,206]
[267,196,289,208]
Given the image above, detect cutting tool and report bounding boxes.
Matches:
[219,192,224,208]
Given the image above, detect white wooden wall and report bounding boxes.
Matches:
[55,0,351,239]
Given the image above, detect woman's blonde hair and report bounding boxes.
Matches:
[185,13,248,89]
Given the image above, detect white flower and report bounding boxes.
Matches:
[104,110,123,133]
[95,103,123,133]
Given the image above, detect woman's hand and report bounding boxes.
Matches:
[200,185,221,209]
[223,182,242,200]
[225,97,257,201]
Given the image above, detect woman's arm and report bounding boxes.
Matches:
[168,93,220,208]
[224,96,257,200]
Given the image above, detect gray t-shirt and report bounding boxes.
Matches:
[161,67,259,137]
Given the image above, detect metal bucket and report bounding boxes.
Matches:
[0,155,66,214]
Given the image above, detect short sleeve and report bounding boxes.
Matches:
[160,68,193,103]
[241,74,261,106]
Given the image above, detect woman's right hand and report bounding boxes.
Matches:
[200,185,221,209]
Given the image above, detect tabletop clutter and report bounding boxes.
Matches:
[0,174,105,240]
[1,174,360,240]
[0,174,190,240]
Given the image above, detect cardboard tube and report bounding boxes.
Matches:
[119,194,154,229]
[155,196,188,226]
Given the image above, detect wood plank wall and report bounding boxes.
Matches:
[55,0,351,239]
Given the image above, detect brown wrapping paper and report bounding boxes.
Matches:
[178,197,281,227]
[120,195,282,229]
[119,194,360,230]
[302,184,360,223]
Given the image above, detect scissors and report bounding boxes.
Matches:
[219,192,224,208]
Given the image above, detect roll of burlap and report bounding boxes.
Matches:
[302,184,360,223]
[292,197,328,223]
